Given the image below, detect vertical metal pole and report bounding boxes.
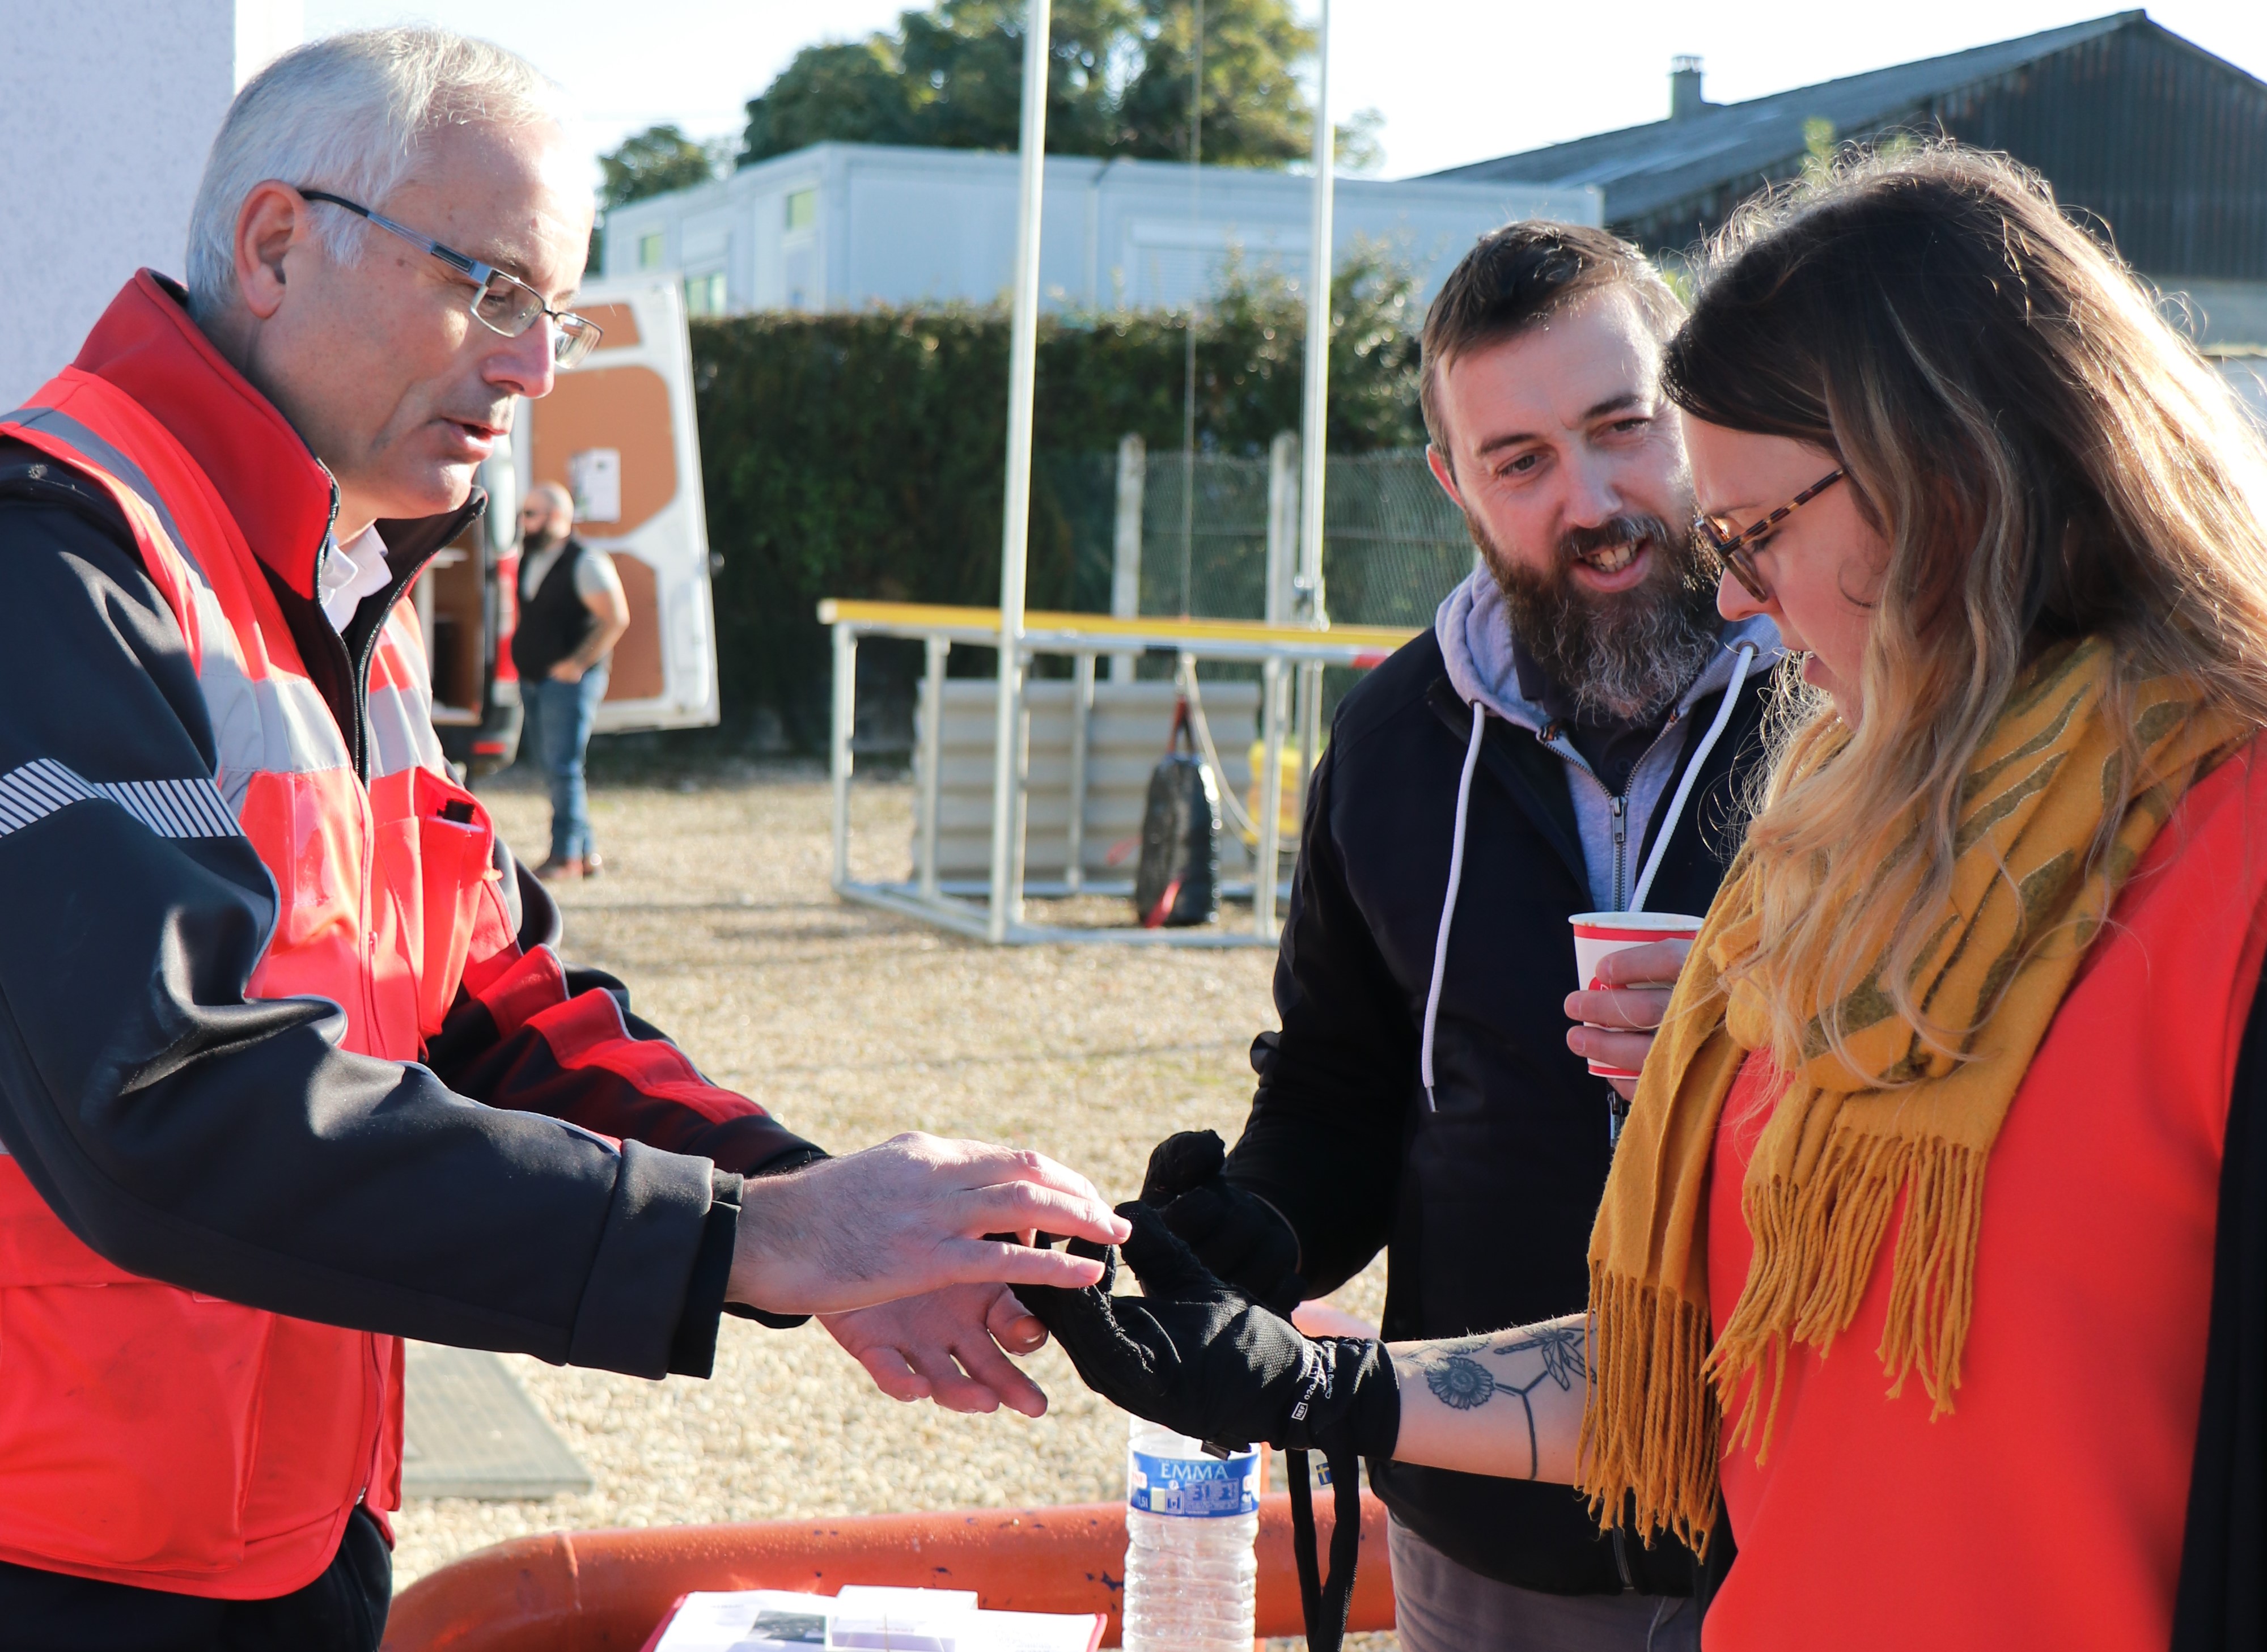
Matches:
[987,0,1054,943]
[1066,650,1095,894]
[1255,656,1286,935]
[829,621,857,891]
[1111,433,1146,684]
[1265,430,1298,627]
[1007,655,1033,928]
[917,633,948,903]
[1297,659,1325,814]
[1296,0,1333,636]
[1291,1,1333,840]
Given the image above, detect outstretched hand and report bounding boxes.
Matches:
[823,1282,1050,1417]
[728,1133,1131,1318]
[1016,1202,1398,1458]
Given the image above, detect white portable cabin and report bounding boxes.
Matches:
[600,141,1603,317]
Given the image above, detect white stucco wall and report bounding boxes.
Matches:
[0,1,302,403]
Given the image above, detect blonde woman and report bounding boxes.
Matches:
[1023,146,2267,1652]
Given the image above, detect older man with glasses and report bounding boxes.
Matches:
[0,28,1125,1650]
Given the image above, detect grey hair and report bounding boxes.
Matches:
[185,27,566,318]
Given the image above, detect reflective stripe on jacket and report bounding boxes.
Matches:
[0,357,515,1595]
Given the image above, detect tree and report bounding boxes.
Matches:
[739,0,1329,169]
[738,39,922,159]
[592,124,733,272]
[600,124,731,211]
[1110,0,1312,165]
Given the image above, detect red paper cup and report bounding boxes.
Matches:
[1569,912,1705,1079]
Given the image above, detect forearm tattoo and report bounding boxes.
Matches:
[1414,1322,1587,1480]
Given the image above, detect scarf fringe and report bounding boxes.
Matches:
[1708,1133,1988,1462]
[1579,1265,1721,1556]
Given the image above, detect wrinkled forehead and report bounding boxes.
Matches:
[383,117,590,297]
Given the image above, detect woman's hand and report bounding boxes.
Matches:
[1564,937,1693,1100]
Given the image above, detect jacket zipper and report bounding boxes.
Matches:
[1546,710,1685,911]
[1609,795,1627,909]
[300,480,474,1044]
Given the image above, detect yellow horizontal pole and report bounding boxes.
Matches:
[816,598,1416,653]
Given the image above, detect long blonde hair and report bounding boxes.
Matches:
[1662,143,2267,1073]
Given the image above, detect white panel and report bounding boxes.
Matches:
[0,1,289,403]
[528,279,720,734]
[918,680,1261,882]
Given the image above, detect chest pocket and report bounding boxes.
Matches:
[368,764,499,1049]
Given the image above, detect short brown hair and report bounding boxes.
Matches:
[1419,221,1684,459]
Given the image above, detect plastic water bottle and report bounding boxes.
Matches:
[1121,1417,1260,1652]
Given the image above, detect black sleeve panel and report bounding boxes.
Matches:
[0,494,716,1379]
[1223,740,1412,1296]
[422,959,826,1177]
[2171,952,2267,1651]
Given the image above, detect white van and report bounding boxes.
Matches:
[419,277,721,773]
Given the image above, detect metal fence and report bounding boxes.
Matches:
[1132,444,1473,627]
[1051,440,1474,632]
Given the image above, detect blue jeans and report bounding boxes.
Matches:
[526,666,607,862]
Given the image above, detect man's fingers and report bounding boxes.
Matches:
[1591,938,1692,988]
[1567,1023,1658,1074]
[941,1238,1111,1293]
[987,1289,1048,1354]
[957,1181,1132,1248]
[948,1332,1051,1419]
[933,1139,1112,1210]
[904,1344,1004,1415]
[1564,985,1676,1031]
[853,1345,931,1405]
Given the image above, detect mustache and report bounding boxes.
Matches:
[1558,514,1682,564]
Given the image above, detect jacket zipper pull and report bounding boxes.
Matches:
[1611,793,1632,910]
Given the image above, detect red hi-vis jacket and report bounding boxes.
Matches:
[0,274,818,1598]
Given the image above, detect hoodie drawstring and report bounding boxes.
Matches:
[1421,700,1488,1112]
[1419,639,1760,1115]
[1625,641,1757,914]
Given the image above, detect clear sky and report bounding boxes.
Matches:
[303,0,2267,185]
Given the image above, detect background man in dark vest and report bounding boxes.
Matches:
[511,479,629,879]
[1131,222,1781,1651]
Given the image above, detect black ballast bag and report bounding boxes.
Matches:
[1133,700,1220,927]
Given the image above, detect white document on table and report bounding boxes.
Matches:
[647,1585,1102,1652]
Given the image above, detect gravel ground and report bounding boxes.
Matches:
[391,767,1393,1650]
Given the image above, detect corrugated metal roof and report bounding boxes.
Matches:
[1429,12,2144,223]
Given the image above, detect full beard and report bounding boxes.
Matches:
[1473,510,1722,723]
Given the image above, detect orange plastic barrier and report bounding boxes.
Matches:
[382,1490,1393,1651]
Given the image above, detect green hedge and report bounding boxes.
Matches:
[687,255,1426,751]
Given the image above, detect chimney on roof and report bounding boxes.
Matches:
[1669,55,1707,121]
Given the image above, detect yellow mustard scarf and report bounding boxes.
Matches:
[1578,638,2252,1552]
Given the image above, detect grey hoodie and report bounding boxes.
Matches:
[1433,567,1783,913]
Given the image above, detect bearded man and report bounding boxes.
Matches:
[1126,223,1779,1651]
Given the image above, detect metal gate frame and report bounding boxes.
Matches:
[820,599,1412,947]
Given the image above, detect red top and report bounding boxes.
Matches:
[1703,742,2267,1652]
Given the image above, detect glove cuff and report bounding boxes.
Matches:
[1291,1338,1400,1462]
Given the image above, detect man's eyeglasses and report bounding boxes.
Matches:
[1694,468,1845,602]
[300,189,603,368]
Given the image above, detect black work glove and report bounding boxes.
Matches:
[1019,1201,1399,1459]
[1139,1129,1305,1314]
